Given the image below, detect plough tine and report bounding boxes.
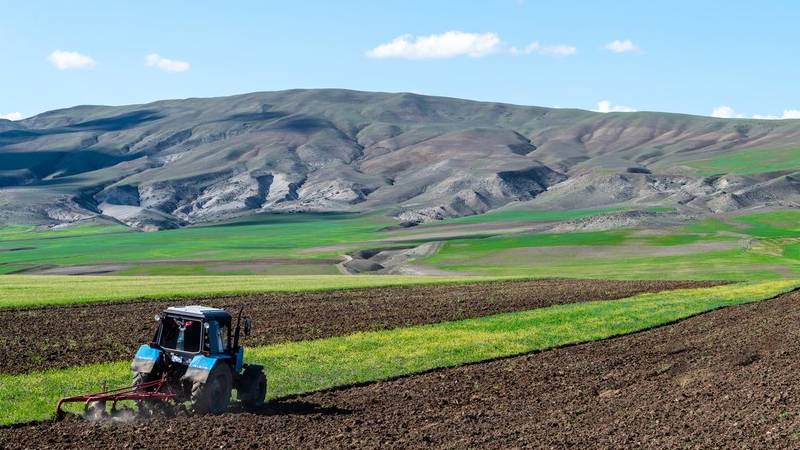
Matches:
[55,376,175,420]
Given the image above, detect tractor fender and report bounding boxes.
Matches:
[182,355,229,384]
[131,344,161,374]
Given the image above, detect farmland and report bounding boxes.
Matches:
[2,208,800,282]
[0,279,718,374]
[26,286,800,449]
[0,212,391,275]
[422,209,800,280]
[0,274,500,308]
[3,202,800,448]
[3,208,800,447]
[0,279,798,448]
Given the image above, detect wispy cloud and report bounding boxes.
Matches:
[604,39,639,54]
[595,100,637,113]
[48,50,96,70]
[713,106,800,120]
[145,53,190,72]
[366,31,501,59]
[511,41,577,57]
[0,112,23,121]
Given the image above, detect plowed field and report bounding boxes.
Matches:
[0,279,715,374]
[4,289,800,449]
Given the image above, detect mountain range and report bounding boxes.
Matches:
[2,89,799,230]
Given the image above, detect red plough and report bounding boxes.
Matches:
[55,376,176,420]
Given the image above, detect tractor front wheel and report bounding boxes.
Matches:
[191,365,233,414]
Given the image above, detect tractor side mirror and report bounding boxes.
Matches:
[243,318,252,337]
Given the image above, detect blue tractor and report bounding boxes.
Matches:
[57,305,266,418]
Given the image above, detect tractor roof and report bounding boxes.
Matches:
[164,305,231,320]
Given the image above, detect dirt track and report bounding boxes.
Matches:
[0,279,716,375]
[4,288,800,449]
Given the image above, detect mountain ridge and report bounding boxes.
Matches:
[2,88,799,230]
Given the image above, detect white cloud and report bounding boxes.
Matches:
[366,31,501,59]
[751,109,800,120]
[511,41,577,57]
[595,100,637,113]
[604,39,639,54]
[711,105,744,118]
[0,112,23,121]
[145,53,190,72]
[782,109,800,119]
[47,50,96,70]
[712,106,800,120]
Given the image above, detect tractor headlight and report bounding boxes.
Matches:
[154,314,161,322]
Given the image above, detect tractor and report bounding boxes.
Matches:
[56,305,267,419]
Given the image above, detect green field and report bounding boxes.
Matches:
[0,213,391,274]
[421,210,800,280]
[688,147,800,176]
[2,208,800,283]
[0,207,641,275]
[424,206,675,226]
[1,280,795,425]
[424,206,628,225]
[0,222,130,241]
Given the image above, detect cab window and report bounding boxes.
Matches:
[204,320,228,353]
[158,317,202,353]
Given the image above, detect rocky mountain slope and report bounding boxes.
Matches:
[1,89,799,230]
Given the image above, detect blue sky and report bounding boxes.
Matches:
[1,0,798,120]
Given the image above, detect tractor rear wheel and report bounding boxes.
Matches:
[191,365,233,414]
[237,365,267,410]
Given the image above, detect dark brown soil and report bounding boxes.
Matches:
[0,279,717,375]
[3,288,800,449]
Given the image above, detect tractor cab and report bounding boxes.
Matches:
[155,306,236,357]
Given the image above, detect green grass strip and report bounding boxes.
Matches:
[1,280,796,425]
[0,223,130,242]
[0,274,506,309]
[687,147,800,176]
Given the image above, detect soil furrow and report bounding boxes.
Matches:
[0,279,717,375]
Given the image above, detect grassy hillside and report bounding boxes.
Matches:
[688,147,800,175]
